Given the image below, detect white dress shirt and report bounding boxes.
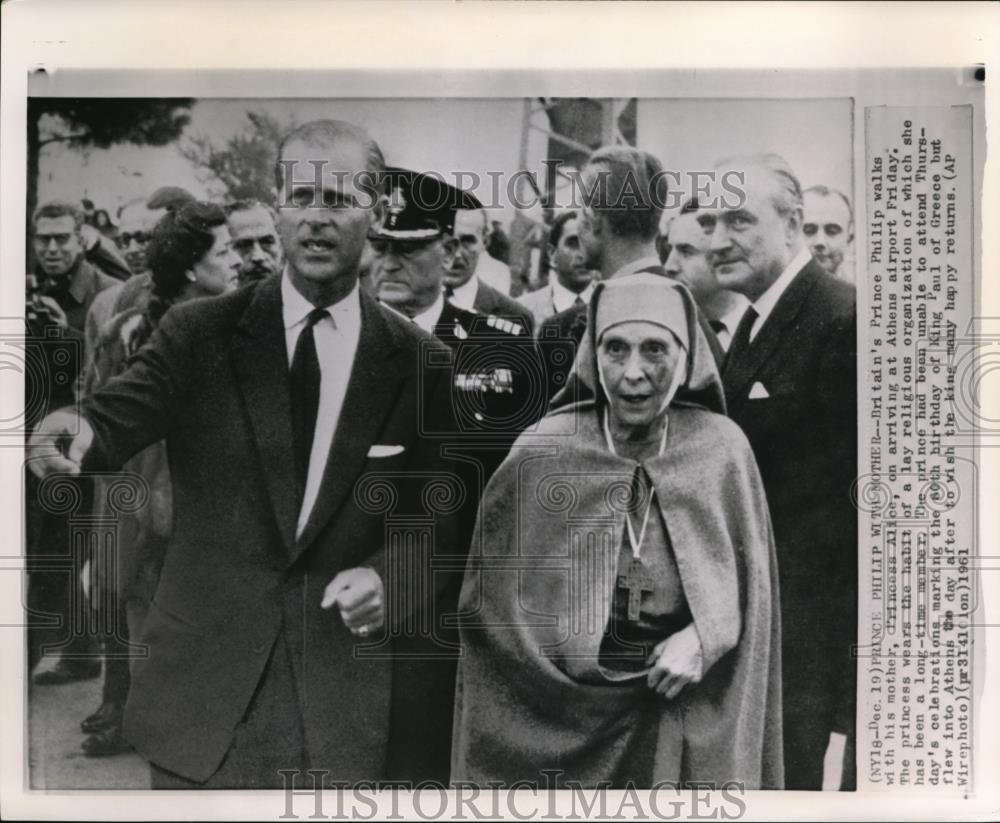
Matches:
[281,272,362,536]
[748,245,813,342]
[550,278,596,313]
[712,301,752,353]
[410,292,445,336]
[449,275,479,311]
[476,253,513,295]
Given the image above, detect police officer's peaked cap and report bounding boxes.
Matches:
[370,167,483,241]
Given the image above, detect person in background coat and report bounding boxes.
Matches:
[443,207,534,333]
[28,119,463,788]
[698,153,857,790]
[517,210,596,331]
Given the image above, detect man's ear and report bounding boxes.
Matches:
[369,193,388,230]
[785,205,804,245]
[587,207,604,238]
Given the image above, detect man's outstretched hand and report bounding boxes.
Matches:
[26,410,93,478]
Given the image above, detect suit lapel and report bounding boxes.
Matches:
[231,277,299,554]
[293,293,405,558]
[724,261,821,406]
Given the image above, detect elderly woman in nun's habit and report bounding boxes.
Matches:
[451,273,784,789]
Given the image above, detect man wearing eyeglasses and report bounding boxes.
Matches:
[31,200,121,335]
[28,121,465,788]
[226,200,284,285]
[114,198,166,277]
[85,188,197,339]
[26,200,120,689]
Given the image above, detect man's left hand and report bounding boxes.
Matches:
[320,567,384,637]
[646,623,704,699]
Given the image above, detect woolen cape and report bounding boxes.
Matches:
[451,280,783,789]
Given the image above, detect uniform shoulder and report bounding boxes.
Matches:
[478,282,534,323]
[377,297,451,353]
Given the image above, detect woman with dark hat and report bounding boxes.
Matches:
[452,273,784,788]
[80,201,240,757]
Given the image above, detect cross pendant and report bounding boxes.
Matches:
[617,557,656,622]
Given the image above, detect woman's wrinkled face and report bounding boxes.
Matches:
[598,321,683,433]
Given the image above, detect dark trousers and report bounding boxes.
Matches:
[782,710,830,789]
[97,597,132,705]
[783,687,856,789]
[149,631,307,789]
[26,494,97,672]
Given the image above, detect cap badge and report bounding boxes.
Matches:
[387,187,407,227]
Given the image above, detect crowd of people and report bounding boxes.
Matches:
[25,116,857,791]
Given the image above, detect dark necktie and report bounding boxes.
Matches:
[723,305,758,374]
[444,284,455,300]
[708,319,727,335]
[573,295,585,308]
[290,308,329,502]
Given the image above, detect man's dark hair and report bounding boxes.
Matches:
[679,196,700,216]
[583,146,666,242]
[33,200,85,231]
[804,184,854,225]
[274,119,386,197]
[547,210,579,249]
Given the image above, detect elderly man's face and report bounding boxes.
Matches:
[275,135,379,294]
[117,203,164,275]
[803,191,852,276]
[228,205,283,284]
[371,237,452,318]
[697,167,800,301]
[663,212,720,305]
[598,321,683,434]
[33,216,84,279]
[444,210,486,289]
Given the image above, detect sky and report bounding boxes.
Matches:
[37,96,851,227]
